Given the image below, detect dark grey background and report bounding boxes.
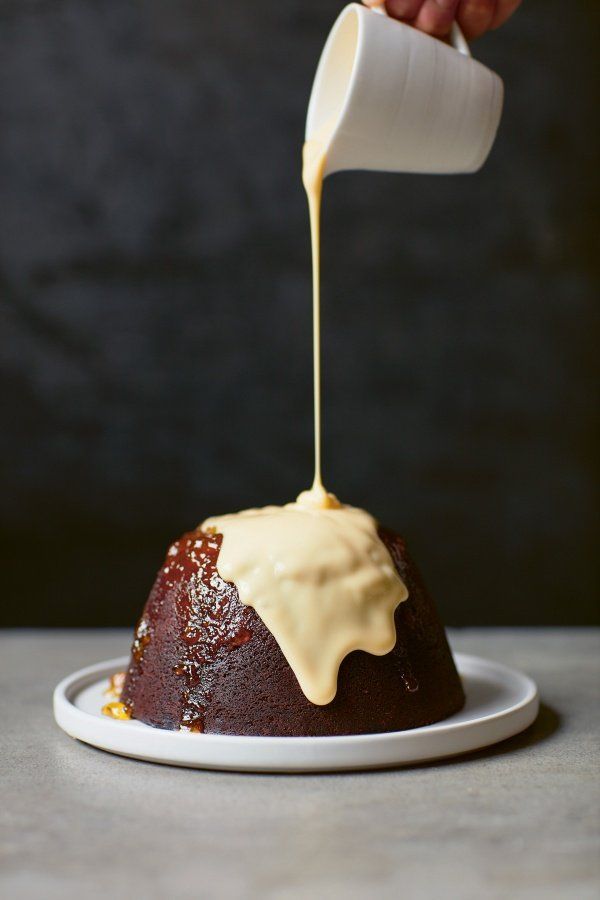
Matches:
[1,0,597,626]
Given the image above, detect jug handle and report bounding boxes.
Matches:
[450,21,470,57]
[372,3,471,57]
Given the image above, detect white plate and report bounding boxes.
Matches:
[53,653,538,772]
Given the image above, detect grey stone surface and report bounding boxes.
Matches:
[0,0,598,627]
[1,628,599,899]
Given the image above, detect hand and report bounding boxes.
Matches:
[362,0,522,40]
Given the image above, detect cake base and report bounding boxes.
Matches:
[53,653,538,772]
[120,528,465,736]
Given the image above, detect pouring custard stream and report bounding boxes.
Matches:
[299,119,336,510]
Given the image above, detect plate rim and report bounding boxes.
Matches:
[53,653,539,770]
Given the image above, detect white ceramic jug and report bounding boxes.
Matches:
[305,3,504,177]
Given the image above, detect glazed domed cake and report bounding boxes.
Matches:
[118,503,464,737]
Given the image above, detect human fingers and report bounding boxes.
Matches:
[456,0,496,40]
[368,0,424,22]
[364,0,521,37]
[413,0,461,36]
